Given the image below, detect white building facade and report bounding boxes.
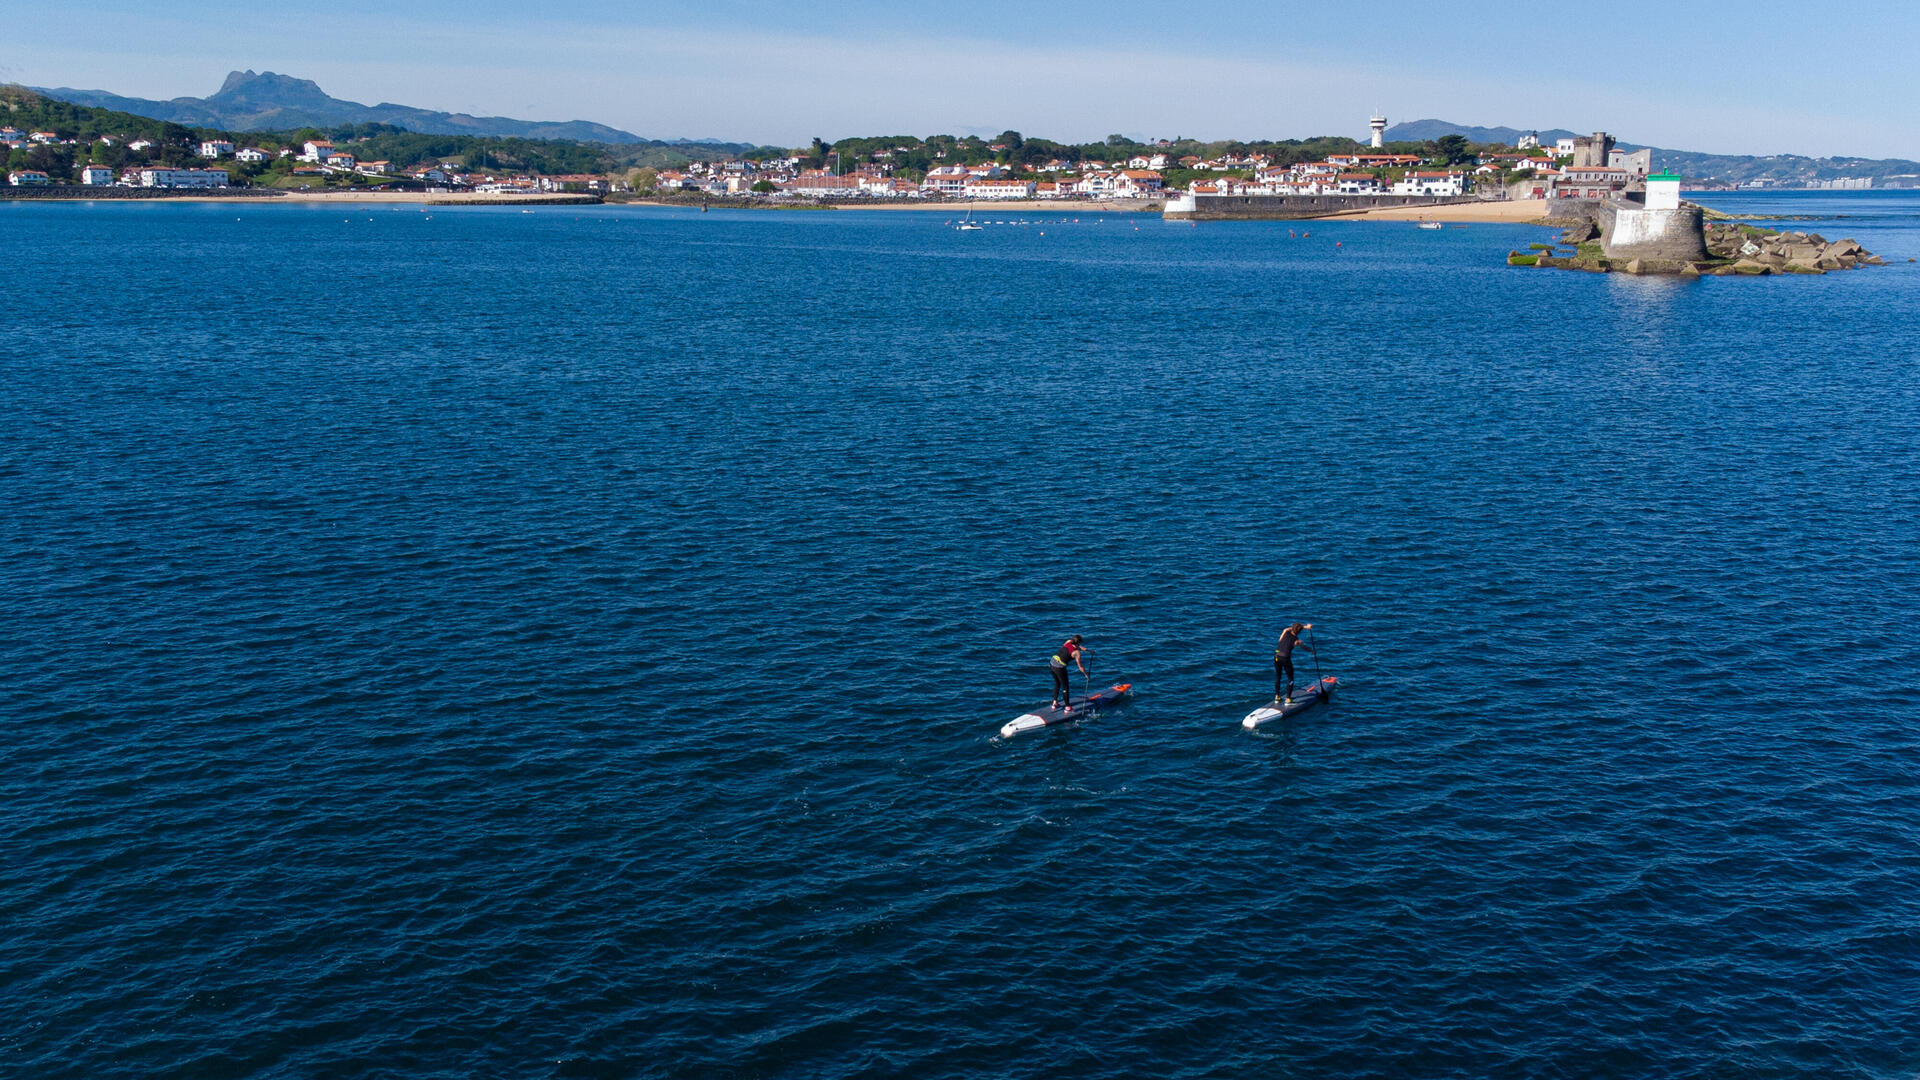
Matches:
[963,179,1036,199]
[1390,171,1467,196]
[138,168,230,189]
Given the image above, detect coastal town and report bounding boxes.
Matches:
[5,111,1658,205]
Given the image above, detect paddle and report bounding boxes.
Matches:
[1307,624,1324,694]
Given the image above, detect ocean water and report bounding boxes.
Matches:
[4,193,1919,1079]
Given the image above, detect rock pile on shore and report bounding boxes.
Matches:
[1509,220,1884,277]
[1702,224,1883,274]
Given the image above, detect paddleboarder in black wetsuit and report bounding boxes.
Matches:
[1050,635,1090,709]
[1274,623,1313,704]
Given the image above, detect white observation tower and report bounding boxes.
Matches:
[1369,113,1388,148]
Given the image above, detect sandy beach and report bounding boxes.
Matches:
[269,190,600,206]
[839,199,1159,214]
[1324,200,1556,224]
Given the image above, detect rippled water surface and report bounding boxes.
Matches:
[5,193,1920,1078]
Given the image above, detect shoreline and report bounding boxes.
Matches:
[610,197,1162,214]
[0,190,1580,225]
[835,199,1159,214]
[1,189,601,206]
[1318,200,1556,224]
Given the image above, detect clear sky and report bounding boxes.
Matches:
[4,0,1915,158]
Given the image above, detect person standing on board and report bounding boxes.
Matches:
[1050,635,1090,709]
[1274,623,1314,705]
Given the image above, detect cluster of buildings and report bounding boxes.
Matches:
[296,140,394,177]
[5,125,234,187]
[1483,132,1653,200]
[1186,152,1469,197]
[647,156,1168,201]
[1174,132,1659,203]
[297,141,620,193]
[9,165,229,188]
[2,126,64,149]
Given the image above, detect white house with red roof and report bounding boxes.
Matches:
[923,165,972,197]
[964,178,1035,199]
[1071,171,1116,196]
[1391,171,1467,196]
[789,171,861,196]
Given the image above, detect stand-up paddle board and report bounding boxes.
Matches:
[1241,675,1337,729]
[1001,683,1133,738]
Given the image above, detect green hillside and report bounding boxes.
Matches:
[3,83,754,184]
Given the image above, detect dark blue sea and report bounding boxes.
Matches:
[5,191,1919,1079]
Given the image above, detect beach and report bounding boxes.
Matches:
[838,198,1158,213]
[223,189,600,206]
[1324,199,1556,223]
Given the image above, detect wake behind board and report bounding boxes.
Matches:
[1001,683,1134,738]
[1241,675,1337,729]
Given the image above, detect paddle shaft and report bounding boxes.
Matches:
[1308,625,1324,688]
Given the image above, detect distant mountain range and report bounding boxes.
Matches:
[1385,120,1583,146]
[33,70,645,144]
[1387,118,1920,187]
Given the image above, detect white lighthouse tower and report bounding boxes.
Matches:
[1369,112,1388,149]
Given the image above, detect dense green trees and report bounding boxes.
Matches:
[1432,134,1473,165]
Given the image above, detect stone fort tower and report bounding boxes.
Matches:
[1572,132,1616,168]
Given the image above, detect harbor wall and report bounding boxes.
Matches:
[1604,205,1710,262]
[1164,193,1481,220]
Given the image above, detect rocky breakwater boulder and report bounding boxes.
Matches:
[1510,219,1887,277]
[1703,224,1884,275]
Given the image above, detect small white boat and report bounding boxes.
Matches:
[1416,219,1444,230]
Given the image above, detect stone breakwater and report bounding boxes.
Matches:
[1509,212,1883,277]
[1701,224,1883,273]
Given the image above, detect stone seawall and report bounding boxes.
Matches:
[1164,193,1480,220]
[1606,206,1710,262]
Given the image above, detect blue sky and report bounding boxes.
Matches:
[4,0,1915,157]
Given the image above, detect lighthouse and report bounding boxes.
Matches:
[1369,113,1387,149]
